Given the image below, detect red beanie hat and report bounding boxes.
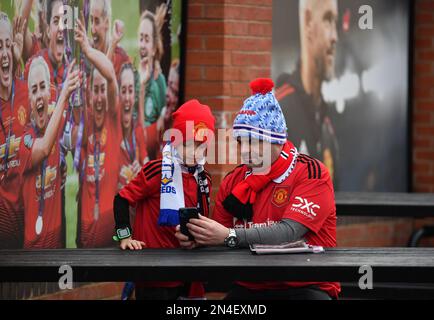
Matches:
[171,99,215,145]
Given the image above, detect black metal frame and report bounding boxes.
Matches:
[405,0,434,248]
[335,192,434,217]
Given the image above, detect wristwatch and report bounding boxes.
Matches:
[224,228,239,248]
[113,227,132,242]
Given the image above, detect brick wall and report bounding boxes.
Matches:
[401,0,434,247]
[185,0,273,202]
[413,0,434,193]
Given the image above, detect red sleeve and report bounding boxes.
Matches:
[212,182,233,228]
[283,170,336,234]
[16,132,35,175]
[119,159,161,207]
[29,34,41,59]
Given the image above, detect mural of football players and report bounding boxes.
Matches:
[0,0,186,252]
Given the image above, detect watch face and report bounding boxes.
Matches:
[118,228,130,238]
[227,237,237,248]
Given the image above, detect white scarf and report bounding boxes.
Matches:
[158,143,210,226]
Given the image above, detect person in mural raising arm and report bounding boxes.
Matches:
[137,5,167,160]
[19,57,80,248]
[24,0,68,98]
[0,11,30,248]
[89,0,130,77]
[117,62,149,191]
[74,17,121,248]
[16,0,50,63]
[160,59,180,140]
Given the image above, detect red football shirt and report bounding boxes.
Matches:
[0,79,30,248]
[117,124,148,191]
[78,110,122,248]
[213,155,341,298]
[18,122,65,249]
[119,159,212,288]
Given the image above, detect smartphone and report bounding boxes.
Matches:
[179,207,199,241]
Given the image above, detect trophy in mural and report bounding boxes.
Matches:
[62,0,89,172]
[63,0,89,108]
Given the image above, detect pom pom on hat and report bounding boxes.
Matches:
[233,78,287,144]
[250,78,274,95]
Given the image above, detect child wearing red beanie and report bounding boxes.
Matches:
[171,99,215,144]
[113,99,215,300]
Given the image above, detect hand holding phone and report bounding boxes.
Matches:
[179,207,199,241]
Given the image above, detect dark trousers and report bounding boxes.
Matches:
[224,285,332,300]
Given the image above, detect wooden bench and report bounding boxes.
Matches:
[335,192,434,218]
[1,247,433,284]
[336,192,434,246]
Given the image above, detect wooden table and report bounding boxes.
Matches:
[335,192,434,217]
[1,247,433,283]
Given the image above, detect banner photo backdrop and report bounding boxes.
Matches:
[273,0,410,192]
[0,0,184,249]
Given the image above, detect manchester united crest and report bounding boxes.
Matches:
[18,106,27,126]
[194,122,208,142]
[101,128,107,146]
[272,186,290,207]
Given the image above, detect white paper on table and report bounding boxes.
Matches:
[249,240,325,255]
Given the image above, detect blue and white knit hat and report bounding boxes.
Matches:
[233,78,288,145]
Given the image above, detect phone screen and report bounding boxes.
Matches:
[179,208,199,241]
